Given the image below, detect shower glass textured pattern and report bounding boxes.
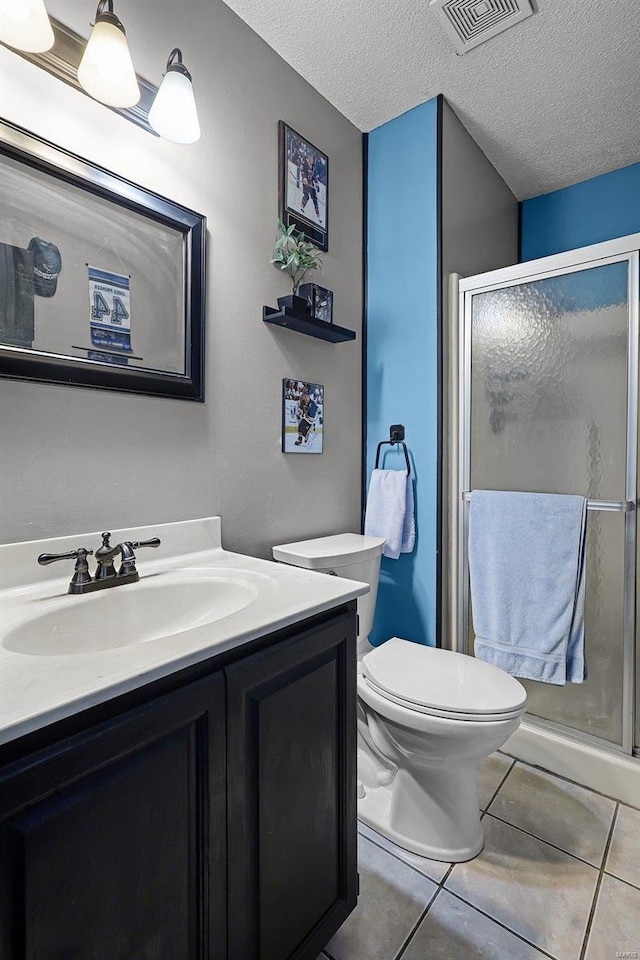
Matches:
[468,262,630,745]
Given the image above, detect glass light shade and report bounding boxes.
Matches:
[77,18,139,108]
[0,0,54,52]
[149,69,201,144]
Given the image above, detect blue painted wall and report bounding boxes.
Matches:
[521,163,640,261]
[366,99,439,647]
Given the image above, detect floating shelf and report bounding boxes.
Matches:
[263,306,356,344]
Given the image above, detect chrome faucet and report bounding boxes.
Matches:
[38,532,161,595]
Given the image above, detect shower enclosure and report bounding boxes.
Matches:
[452,234,640,760]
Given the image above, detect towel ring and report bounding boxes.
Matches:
[375,424,411,476]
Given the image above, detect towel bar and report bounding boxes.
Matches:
[461,493,636,512]
[375,425,411,476]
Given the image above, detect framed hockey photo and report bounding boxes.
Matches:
[282,379,324,454]
[279,121,329,251]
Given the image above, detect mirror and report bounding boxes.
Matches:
[0,120,206,400]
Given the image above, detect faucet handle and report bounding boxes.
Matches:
[38,547,94,593]
[130,537,161,550]
[117,537,160,578]
[38,548,94,566]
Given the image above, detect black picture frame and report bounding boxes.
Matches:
[0,120,206,401]
[282,379,324,454]
[298,283,334,324]
[278,121,329,252]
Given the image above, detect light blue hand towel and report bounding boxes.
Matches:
[364,469,408,560]
[468,490,587,685]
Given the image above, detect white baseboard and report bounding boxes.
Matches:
[503,719,640,807]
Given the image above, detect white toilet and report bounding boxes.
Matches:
[272,533,527,863]
[273,532,386,658]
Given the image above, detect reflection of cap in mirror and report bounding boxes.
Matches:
[28,237,62,297]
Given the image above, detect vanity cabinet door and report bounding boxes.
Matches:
[226,608,358,960]
[0,672,227,960]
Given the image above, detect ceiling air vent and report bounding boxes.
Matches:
[429,0,534,55]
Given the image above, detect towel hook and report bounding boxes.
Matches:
[375,424,411,476]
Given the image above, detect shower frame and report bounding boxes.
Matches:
[450,233,640,758]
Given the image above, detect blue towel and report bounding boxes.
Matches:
[365,469,414,560]
[468,490,587,685]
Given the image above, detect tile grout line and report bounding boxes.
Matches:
[350,828,467,960]
[356,824,454,886]
[439,886,560,960]
[332,829,453,960]
[394,886,442,960]
[482,810,610,871]
[482,755,516,811]
[439,860,457,886]
[602,869,640,893]
[355,824,458,958]
[578,802,620,960]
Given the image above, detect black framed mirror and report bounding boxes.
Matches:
[0,120,206,401]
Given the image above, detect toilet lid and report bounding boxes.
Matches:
[273,533,385,569]
[361,638,527,717]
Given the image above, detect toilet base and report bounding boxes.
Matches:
[357,746,484,862]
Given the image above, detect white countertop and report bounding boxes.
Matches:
[0,518,369,746]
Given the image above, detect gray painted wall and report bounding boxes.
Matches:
[0,0,363,555]
[440,99,519,642]
[441,100,518,299]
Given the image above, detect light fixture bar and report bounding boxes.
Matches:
[0,14,159,135]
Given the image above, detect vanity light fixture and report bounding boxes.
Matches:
[148,48,201,144]
[77,0,139,108]
[0,0,54,53]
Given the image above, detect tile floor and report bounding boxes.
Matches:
[320,754,640,960]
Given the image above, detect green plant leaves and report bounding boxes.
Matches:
[271,220,323,293]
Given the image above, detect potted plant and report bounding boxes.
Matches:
[271,220,323,315]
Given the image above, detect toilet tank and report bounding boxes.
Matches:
[272,533,385,641]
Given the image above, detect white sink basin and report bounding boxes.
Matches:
[0,518,371,746]
[3,570,259,656]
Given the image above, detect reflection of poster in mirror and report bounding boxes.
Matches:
[0,120,206,401]
[87,267,134,363]
[282,378,324,454]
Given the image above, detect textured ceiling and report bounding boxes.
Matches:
[222,0,640,199]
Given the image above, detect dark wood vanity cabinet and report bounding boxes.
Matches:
[227,608,358,960]
[0,672,228,960]
[0,604,357,960]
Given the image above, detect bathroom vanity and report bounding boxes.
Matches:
[0,518,368,960]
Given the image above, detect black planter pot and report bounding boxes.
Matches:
[277,294,311,315]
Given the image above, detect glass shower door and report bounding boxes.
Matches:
[460,252,638,752]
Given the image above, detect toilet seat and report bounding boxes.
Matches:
[361,637,527,722]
